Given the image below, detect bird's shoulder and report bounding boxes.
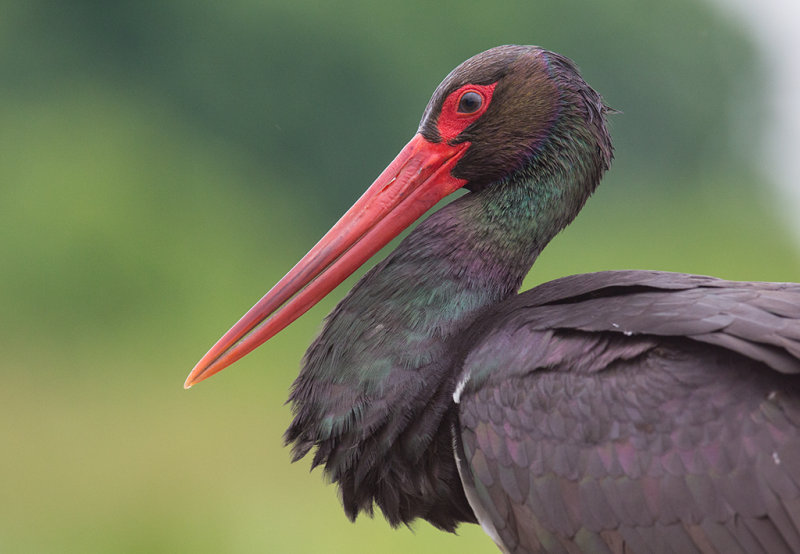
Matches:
[457,269,800,393]
[453,270,800,553]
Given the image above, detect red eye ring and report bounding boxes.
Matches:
[436,82,497,141]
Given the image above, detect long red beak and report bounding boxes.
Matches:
[184,134,469,388]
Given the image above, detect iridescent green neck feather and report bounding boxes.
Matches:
[285,45,612,530]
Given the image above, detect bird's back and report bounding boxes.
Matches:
[455,270,800,553]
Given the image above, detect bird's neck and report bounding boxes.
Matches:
[283,52,612,527]
[283,149,598,526]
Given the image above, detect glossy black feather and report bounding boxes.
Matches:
[456,271,800,553]
[284,45,613,533]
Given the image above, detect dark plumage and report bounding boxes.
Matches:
[187,46,800,553]
[458,271,800,552]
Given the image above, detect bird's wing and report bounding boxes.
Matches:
[455,270,800,553]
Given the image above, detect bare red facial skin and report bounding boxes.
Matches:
[436,83,497,141]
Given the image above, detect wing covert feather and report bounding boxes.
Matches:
[455,271,800,553]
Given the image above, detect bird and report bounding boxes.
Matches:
[185,45,800,553]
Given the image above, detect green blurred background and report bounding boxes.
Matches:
[2,1,799,552]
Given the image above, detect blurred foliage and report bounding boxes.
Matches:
[1,0,798,553]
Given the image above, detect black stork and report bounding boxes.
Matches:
[185,45,800,553]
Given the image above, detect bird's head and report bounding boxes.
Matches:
[184,45,612,388]
[420,44,612,193]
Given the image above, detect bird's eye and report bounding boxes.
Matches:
[457,91,483,114]
[436,82,496,140]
